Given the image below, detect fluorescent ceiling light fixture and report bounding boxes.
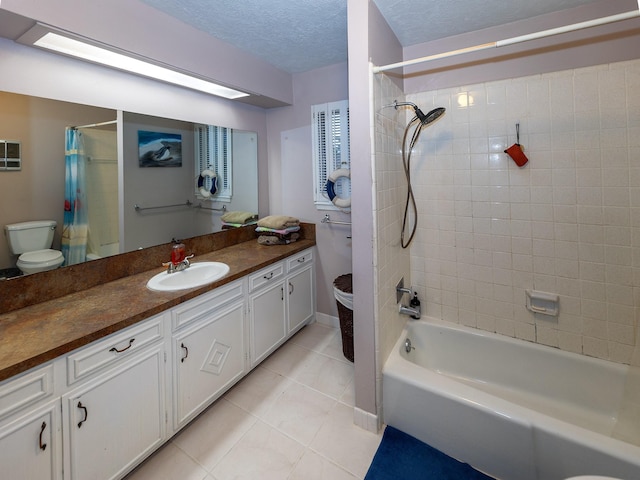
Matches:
[21,25,248,100]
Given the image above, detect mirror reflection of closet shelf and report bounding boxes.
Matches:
[525,289,559,317]
[0,140,21,171]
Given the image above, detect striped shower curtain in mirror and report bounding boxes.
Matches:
[62,127,88,265]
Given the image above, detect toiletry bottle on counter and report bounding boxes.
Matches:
[410,292,421,319]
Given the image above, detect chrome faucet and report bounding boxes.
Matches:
[399,302,421,319]
[396,279,421,319]
[163,254,194,274]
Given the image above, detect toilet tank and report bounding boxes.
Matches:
[4,220,57,254]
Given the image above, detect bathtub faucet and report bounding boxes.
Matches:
[396,278,421,319]
[400,291,421,319]
[399,303,421,319]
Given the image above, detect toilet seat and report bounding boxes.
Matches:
[564,476,624,479]
[17,249,64,273]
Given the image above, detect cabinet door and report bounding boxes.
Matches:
[173,300,245,429]
[287,265,314,334]
[0,399,61,480]
[249,280,287,368]
[63,345,165,480]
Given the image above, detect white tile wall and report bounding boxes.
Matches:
[82,128,119,255]
[389,59,640,365]
[372,72,411,364]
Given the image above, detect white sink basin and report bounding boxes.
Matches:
[146,262,230,292]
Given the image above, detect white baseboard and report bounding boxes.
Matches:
[353,407,380,433]
[315,312,339,329]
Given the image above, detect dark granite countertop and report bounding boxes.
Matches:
[0,228,315,382]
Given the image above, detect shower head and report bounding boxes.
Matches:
[391,100,446,126]
[417,107,446,126]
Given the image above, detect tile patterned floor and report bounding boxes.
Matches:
[125,322,382,480]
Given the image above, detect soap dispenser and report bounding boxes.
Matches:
[410,292,421,319]
[171,243,186,265]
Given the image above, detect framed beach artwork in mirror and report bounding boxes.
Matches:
[138,130,182,167]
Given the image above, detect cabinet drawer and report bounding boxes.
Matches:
[0,363,54,420]
[66,314,165,385]
[287,249,313,274]
[248,263,284,292]
[172,279,244,331]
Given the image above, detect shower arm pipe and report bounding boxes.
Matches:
[372,7,640,74]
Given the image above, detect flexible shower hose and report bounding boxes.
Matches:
[400,116,424,248]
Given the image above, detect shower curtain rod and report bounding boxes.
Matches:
[72,120,117,129]
[372,7,640,74]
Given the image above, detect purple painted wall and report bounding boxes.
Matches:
[265,62,351,326]
[348,0,404,420]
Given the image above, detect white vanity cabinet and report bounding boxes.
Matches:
[286,249,315,335]
[61,314,167,480]
[0,247,315,480]
[0,363,61,480]
[0,399,61,480]
[248,262,287,367]
[171,279,246,431]
[248,248,315,368]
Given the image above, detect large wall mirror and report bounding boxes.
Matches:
[0,91,258,277]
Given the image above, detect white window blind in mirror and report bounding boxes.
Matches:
[312,100,350,209]
[194,125,232,201]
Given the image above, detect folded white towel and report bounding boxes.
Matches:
[257,215,300,230]
[221,211,258,224]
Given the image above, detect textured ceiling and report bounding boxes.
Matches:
[140,0,347,73]
[141,0,604,73]
[374,0,601,46]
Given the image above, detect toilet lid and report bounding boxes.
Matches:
[19,249,64,264]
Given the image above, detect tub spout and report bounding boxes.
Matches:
[399,303,421,319]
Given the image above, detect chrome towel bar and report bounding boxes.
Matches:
[134,200,193,211]
[134,201,227,212]
[195,203,227,212]
[321,214,351,226]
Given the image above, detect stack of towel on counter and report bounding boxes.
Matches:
[256,215,300,245]
[221,211,258,229]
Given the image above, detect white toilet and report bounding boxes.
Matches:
[4,220,65,274]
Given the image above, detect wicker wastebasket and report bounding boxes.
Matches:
[333,273,354,362]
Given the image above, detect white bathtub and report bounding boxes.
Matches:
[382,318,640,480]
[86,242,120,261]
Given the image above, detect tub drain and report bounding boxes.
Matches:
[404,338,415,353]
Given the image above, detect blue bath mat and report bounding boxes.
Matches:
[365,426,495,480]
